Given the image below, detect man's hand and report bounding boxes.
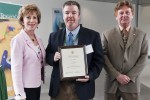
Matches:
[76,75,90,82]
[116,74,131,85]
[54,52,61,62]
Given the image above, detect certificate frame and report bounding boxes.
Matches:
[59,45,88,80]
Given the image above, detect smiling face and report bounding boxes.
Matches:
[115,5,133,28]
[63,5,80,31]
[22,12,38,33]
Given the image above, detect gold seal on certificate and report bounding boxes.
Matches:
[59,45,88,80]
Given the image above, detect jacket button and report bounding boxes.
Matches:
[41,61,43,63]
[124,59,126,63]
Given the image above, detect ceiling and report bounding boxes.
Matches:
[88,0,150,6]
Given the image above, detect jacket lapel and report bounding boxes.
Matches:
[59,29,66,46]
[78,26,85,45]
[115,27,124,49]
[21,30,40,59]
[126,27,136,49]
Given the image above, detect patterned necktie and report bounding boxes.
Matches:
[67,32,74,46]
[122,29,128,48]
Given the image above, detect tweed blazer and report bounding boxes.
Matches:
[101,26,148,93]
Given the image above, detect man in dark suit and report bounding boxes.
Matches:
[46,1,104,100]
[101,0,148,100]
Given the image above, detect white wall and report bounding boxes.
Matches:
[138,6,150,55]
[139,6,150,34]
[80,1,117,32]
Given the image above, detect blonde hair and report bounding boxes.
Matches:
[18,4,41,27]
[114,0,134,16]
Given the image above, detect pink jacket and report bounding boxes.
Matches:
[11,29,45,99]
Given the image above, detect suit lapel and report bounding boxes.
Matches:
[78,26,86,45]
[126,27,136,49]
[115,27,124,49]
[21,30,40,59]
[59,29,66,46]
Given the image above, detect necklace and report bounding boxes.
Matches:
[32,39,35,41]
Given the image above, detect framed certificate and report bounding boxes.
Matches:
[59,45,88,80]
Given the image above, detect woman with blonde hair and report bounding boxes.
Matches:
[11,4,45,100]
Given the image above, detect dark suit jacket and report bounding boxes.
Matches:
[46,25,104,100]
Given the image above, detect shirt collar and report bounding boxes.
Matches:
[119,25,131,32]
[66,25,80,38]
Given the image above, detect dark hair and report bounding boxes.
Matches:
[18,4,41,27]
[63,0,81,14]
[114,0,134,16]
